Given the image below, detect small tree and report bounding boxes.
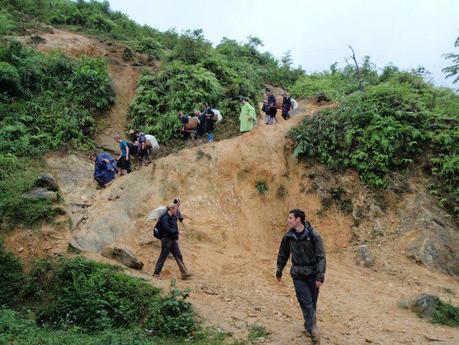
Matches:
[443,36,459,87]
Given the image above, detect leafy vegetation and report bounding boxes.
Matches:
[291,59,459,216]
[0,244,256,344]
[432,300,459,327]
[0,308,232,345]
[128,34,302,142]
[443,36,459,87]
[28,256,162,332]
[2,0,303,144]
[0,241,25,307]
[290,58,378,101]
[0,37,114,230]
[255,180,268,195]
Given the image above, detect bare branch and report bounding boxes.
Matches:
[349,45,364,92]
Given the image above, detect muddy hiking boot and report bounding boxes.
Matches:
[311,317,320,344]
[181,272,193,280]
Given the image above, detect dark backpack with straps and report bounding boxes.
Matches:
[153,217,163,240]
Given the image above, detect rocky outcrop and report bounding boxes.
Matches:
[101,245,144,270]
[410,294,440,318]
[35,173,59,191]
[22,173,60,202]
[356,245,375,267]
[22,187,58,202]
[398,193,459,278]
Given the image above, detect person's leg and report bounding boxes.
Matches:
[169,240,190,278]
[309,278,320,312]
[293,279,316,334]
[305,277,320,343]
[153,238,173,276]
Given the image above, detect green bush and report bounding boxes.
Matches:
[0,153,19,180]
[146,280,195,337]
[0,40,114,155]
[128,63,223,142]
[0,242,25,307]
[0,9,14,34]
[292,82,429,187]
[292,68,459,217]
[255,180,268,195]
[0,158,59,231]
[67,57,115,111]
[0,61,22,96]
[432,300,459,327]
[28,256,161,332]
[0,307,234,345]
[0,40,114,228]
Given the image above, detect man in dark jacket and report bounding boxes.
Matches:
[153,204,191,280]
[202,103,215,142]
[276,209,326,344]
[281,92,292,120]
[266,90,278,125]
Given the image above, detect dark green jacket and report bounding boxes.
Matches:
[276,222,326,282]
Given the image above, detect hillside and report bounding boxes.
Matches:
[1,1,459,345]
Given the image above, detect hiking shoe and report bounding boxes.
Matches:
[152,274,160,279]
[181,273,193,280]
[311,320,320,344]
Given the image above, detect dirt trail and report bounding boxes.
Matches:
[6,29,459,345]
[95,63,139,152]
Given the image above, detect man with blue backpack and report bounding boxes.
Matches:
[276,209,326,344]
[153,204,191,280]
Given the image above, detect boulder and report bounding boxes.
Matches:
[101,245,144,270]
[410,294,440,318]
[315,92,331,103]
[35,173,59,191]
[399,194,459,278]
[356,245,375,267]
[22,187,58,202]
[101,245,114,259]
[68,238,84,253]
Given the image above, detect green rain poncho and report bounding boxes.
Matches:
[239,102,257,132]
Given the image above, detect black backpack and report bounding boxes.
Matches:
[153,217,163,240]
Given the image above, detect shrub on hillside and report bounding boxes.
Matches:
[28,256,161,331]
[0,242,25,307]
[128,63,223,142]
[292,71,459,216]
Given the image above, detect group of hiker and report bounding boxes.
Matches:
[178,103,222,143]
[91,91,295,188]
[240,90,295,133]
[262,90,294,125]
[91,130,160,188]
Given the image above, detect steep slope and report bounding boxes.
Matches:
[67,101,458,345]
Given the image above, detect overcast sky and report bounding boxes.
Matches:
[108,0,458,88]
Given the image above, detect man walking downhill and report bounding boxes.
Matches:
[276,209,326,344]
[153,204,192,280]
[281,92,292,120]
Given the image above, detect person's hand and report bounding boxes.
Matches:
[126,156,129,161]
[315,281,323,288]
